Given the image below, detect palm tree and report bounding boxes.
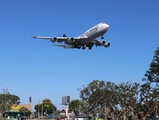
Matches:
[42,98,52,115]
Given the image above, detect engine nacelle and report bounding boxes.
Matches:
[104,42,111,48]
[50,37,57,42]
[101,40,106,45]
[67,37,75,43]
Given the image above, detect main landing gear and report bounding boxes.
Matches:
[82,47,86,49]
[101,36,104,39]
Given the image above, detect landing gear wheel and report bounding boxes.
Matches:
[88,46,92,50]
[101,36,104,39]
[82,47,86,49]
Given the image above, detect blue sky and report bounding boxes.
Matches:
[0,0,159,111]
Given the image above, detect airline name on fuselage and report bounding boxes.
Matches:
[83,26,98,36]
[89,26,98,32]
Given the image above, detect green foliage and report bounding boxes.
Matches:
[79,80,118,118]
[79,80,159,120]
[137,83,159,118]
[116,81,159,119]
[42,98,57,114]
[116,81,140,120]
[34,98,57,115]
[0,88,20,120]
[19,106,31,116]
[34,103,42,116]
[69,99,84,116]
[141,47,159,119]
[144,47,159,83]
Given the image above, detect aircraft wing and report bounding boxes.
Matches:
[31,36,110,49]
[31,36,87,43]
[31,36,52,40]
[31,36,68,43]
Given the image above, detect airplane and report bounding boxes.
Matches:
[31,22,110,50]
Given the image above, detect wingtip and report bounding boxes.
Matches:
[31,36,37,38]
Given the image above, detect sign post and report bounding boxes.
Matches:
[61,96,70,120]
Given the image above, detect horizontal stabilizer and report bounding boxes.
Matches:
[52,44,65,47]
[52,44,75,49]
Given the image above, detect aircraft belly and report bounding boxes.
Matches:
[67,29,107,47]
[68,40,88,47]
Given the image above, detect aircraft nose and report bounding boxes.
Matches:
[102,23,109,32]
[105,24,109,29]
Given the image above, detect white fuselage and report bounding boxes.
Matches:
[79,22,109,40]
[32,22,110,49]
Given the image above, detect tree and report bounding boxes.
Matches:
[0,88,20,120]
[34,98,57,115]
[69,99,84,116]
[19,106,31,116]
[79,80,118,120]
[34,104,42,118]
[35,104,42,113]
[116,81,140,120]
[115,81,159,120]
[116,82,159,120]
[144,47,159,83]
[135,83,159,120]
[42,98,56,114]
[141,47,159,119]
[80,80,105,119]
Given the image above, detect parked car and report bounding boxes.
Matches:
[73,115,88,120]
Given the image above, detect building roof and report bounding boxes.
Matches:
[10,103,32,112]
[19,104,32,111]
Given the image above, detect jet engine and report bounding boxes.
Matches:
[104,42,111,48]
[67,37,75,43]
[100,40,106,45]
[50,37,57,42]
[99,41,110,48]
